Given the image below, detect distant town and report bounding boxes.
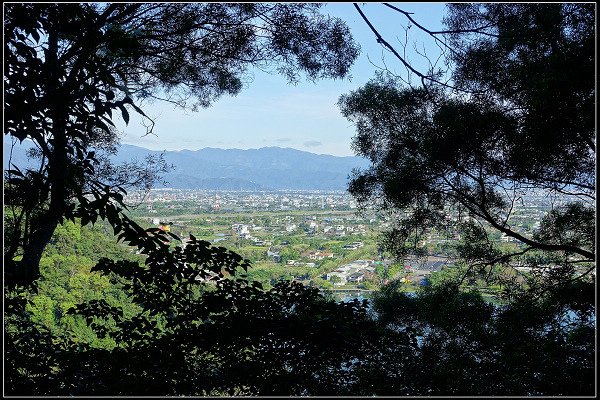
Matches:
[126,187,578,214]
[125,189,361,212]
[122,188,583,297]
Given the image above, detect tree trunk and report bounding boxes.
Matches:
[8,220,59,285]
[5,27,69,287]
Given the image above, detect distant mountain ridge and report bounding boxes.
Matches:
[115,144,370,190]
[3,142,370,191]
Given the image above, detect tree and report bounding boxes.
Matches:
[359,280,595,396]
[4,3,360,284]
[339,3,595,296]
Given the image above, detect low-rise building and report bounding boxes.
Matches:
[308,251,334,260]
[347,271,365,283]
[267,246,282,262]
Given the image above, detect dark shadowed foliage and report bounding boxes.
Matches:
[340,3,595,297]
[5,230,378,396]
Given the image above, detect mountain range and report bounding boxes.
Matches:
[3,142,370,191]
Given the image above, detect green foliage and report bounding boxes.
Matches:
[313,277,333,289]
[278,246,301,263]
[534,202,596,254]
[21,220,142,349]
[387,262,405,280]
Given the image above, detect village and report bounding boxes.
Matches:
[123,189,558,292]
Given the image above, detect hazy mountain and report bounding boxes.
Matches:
[3,142,370,191]
[115,144,369,190]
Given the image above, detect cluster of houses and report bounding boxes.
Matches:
[231,223,273,246]
[132,190,361,213]
[500,232,522,243]
[230,220,369,239]
[266,242,365,264]
[286,260,316,268]
[265,247,318,267]
[267,247,282,262]
[325,260,376,285]
[232,223,250,237]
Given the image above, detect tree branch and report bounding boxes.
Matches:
[440,174,595,261]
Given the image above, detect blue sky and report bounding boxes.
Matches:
[117,3,448,157]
